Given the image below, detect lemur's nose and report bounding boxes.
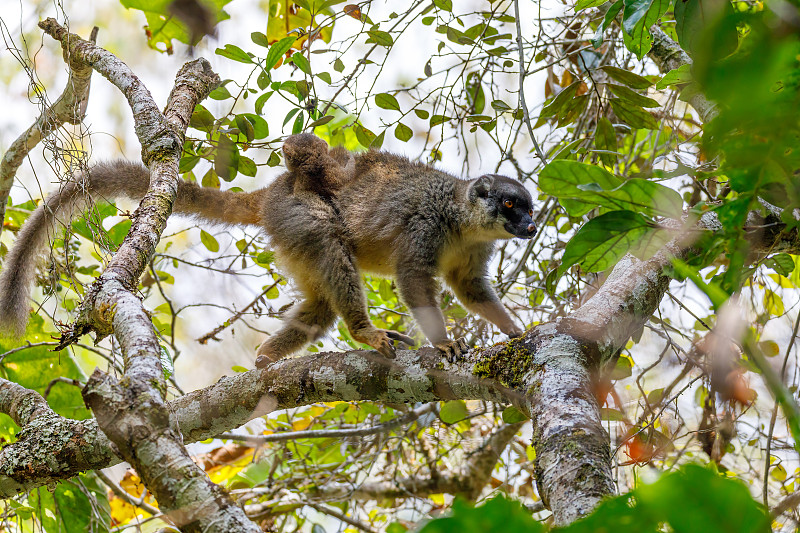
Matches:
[527,223,537,234]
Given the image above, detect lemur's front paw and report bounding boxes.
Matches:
[434,338,470,363]
[507,325,524,338]
[354,328,397,359]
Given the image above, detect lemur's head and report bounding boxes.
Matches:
[468,174,537,239]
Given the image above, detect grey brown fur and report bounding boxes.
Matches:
[0,134,536,366]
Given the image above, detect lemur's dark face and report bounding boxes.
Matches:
[483,174,537,239]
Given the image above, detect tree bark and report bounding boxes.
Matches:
[33,19,260,533]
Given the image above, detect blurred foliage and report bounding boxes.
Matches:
[422,464,769,533]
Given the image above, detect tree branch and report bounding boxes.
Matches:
[34,18,256,533]
[0,26,97,238]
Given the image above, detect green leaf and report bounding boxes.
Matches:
[160,345,175,379]
[502,406,528,423]
[491,99,512,112]
[190,104,216,131]
[541,160,683,218]
[607,84,660,107]
[291,52,312,74]
[671,258,730,309]
[594,117,618,166]
[465,72,486,114]
[610,354,633,379]
[395,122,413,142]
[621,0,669,58]
[575,0,610,10]
[209,85,232,100]
[238,156,257,177]
[765,253,795,276]
[0,314,89,424]
[378,279,394,302]
[557,94,589,127]
[120,0,232,51]
[354,123,377,148]
[200,229,220,253]
[592,0,623,48]
[236,114,255,141]
[308,115,335,128]
[265,36,297,70]
[375,92,401,111]
[674,0,738,59]
[251,31,270,47]
[215,135,239,181]
[255,91,273,115]
[106,219,132,247]
[29,474,110,533]
[559,210,666,274]
[609,98,658,129]
[540,159,624,202]
[539,81,581,121]
[371,129,385,149]
[216,44,253,64]
[420,495,545,533]
[433,0,453,11]
[239,113,269,139]
[600,65,653,89]
[656,64,692,90]
[367,30,394,46]
[439,400,469,424]
[636,464,769,533]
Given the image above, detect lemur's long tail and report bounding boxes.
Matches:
[0,160,263,337]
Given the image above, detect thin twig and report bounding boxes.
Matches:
[216,403,436,444]
[95,470,161,518]
[196,279,281,344]
[513,0,547,164]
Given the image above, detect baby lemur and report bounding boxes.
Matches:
[0,133,536,367]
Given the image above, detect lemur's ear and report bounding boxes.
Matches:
[468,174,494,201]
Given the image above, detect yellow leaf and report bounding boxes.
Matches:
[763,289,785,316]
[293,418,312,431]
[267,0,334,50]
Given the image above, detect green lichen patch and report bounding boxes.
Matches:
[472,336,535,390]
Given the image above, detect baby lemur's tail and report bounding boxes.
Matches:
[0,160,263,337]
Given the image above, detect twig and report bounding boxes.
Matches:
[513,0,547,164]
[216,403,436,443]
[95,470,161,518]
[196,280,281,344]
[764,309,800,505]
[306,501,378,533]
[43,376,83,399]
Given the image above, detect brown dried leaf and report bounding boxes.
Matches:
[343,4,362,20]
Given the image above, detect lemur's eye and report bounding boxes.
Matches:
[504,200,514,208]
[529,209,533,217]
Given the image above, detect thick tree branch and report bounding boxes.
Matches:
[648,27,718,123]
[34,19,255,533]
[0,348,513,496]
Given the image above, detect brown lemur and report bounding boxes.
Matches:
[0,133,537,367]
